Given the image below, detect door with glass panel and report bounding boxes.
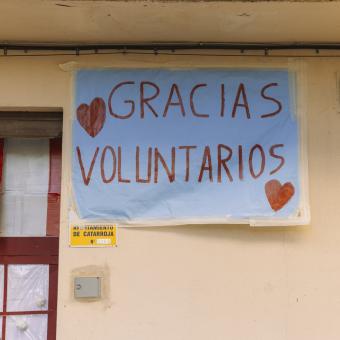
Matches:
[0,238,58,340]
[0,112,62,340]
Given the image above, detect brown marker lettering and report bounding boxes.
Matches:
[154,147,176,183]
[217,144,233,182]
[100,146,116,183]
[140,81,160,118]
[76,146,99,186]
[198,146,213,182]
[108,81,135,119]
[136,146,152,183]
[232,83,251,119]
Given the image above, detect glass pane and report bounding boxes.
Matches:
[0,193,48,236]
[7,265,49,312]
[0,138,49,236]
[3,139,49,192]
[6,315,47,340]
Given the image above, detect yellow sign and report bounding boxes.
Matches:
[70,224,117,247]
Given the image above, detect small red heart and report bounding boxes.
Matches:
[265,179,295,211]
[77,97,106,138]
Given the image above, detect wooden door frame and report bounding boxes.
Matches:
[0,115,62,339]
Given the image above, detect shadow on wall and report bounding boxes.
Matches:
[121,224,311,245]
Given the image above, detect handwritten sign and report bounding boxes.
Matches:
[72,69,307,226]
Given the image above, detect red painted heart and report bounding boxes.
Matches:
[77,97,106,138]
[265,179,295,211]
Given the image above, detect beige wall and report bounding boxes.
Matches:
[0,53,339,339]
[2,1,340,43]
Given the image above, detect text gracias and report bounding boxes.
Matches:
[76,81,287,185]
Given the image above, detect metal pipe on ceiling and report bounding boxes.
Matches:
[2,43,340,52]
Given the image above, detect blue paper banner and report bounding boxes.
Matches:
[72,69,301,224]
